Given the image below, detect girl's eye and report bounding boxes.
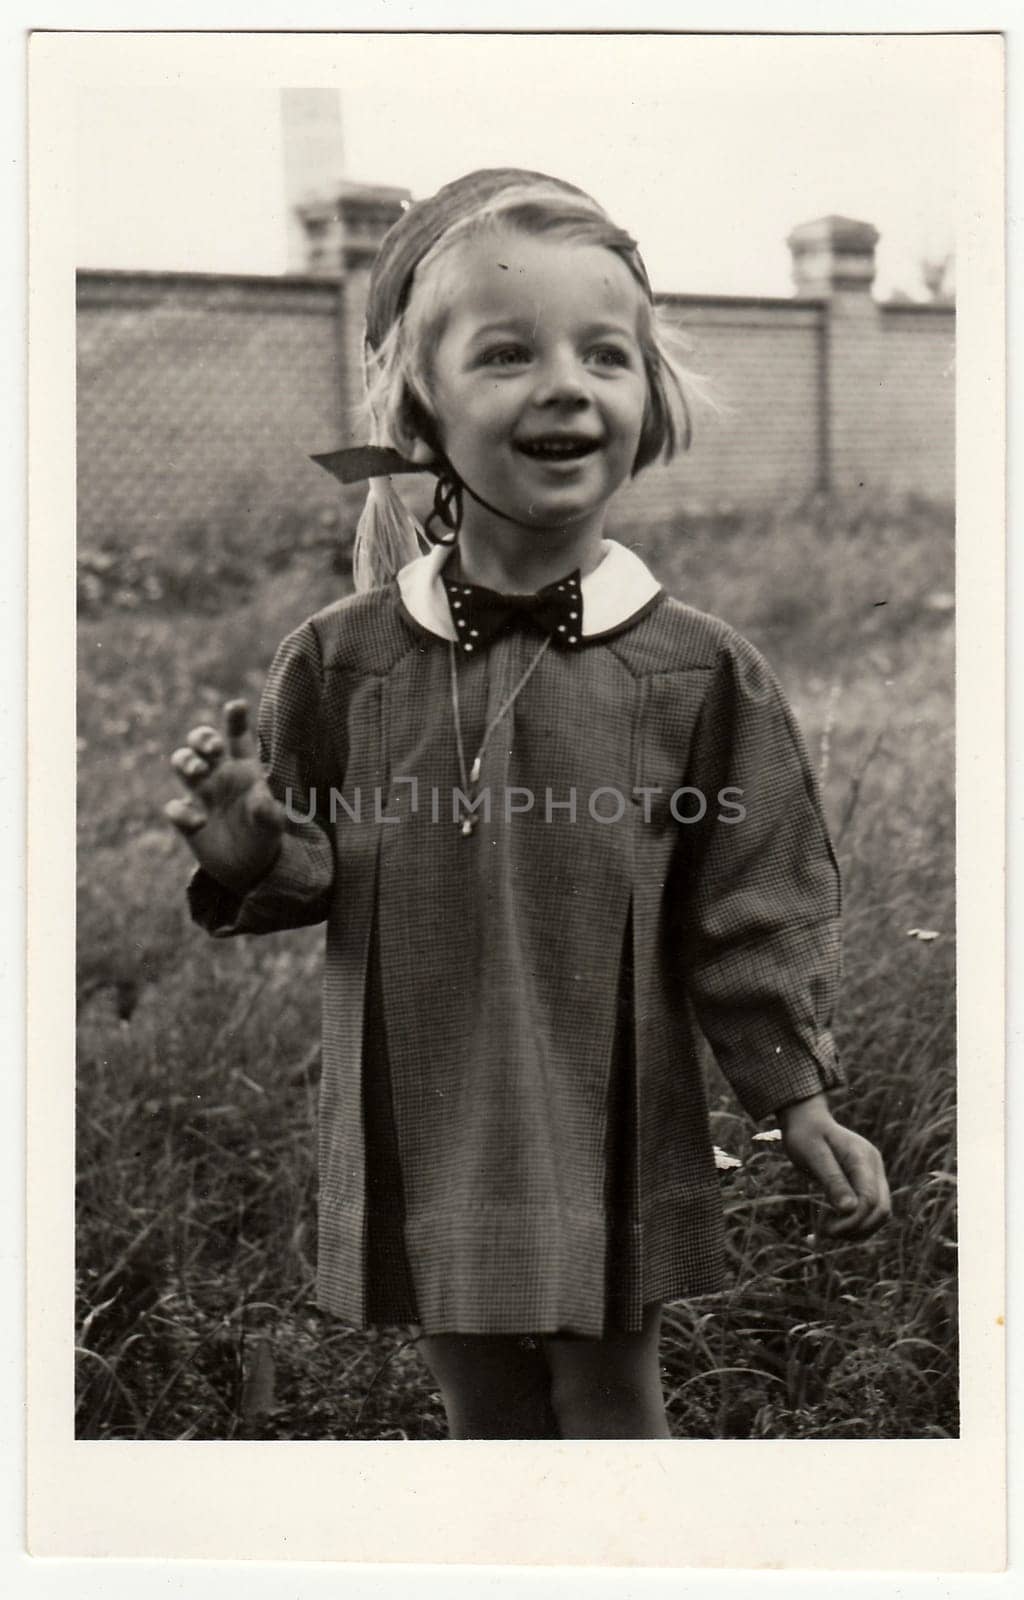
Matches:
[481,345,531,368]
[588,345,632,369]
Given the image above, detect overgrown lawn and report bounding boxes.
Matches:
[76,492,956,1439]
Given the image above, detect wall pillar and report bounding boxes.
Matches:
[788,215,883,494]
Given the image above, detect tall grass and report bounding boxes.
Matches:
[75,492,956,1439]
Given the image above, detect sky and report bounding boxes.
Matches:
[71,33,962,301]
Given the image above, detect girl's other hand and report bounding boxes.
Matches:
[777,1092,892,1241]
[164,700,286,894]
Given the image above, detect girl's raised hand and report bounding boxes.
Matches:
[778,1092,892,1242]
[164,700,286,893]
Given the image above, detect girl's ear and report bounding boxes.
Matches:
[396,390,443,465]
[406,436,439,466]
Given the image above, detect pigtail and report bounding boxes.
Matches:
[350,324,433,593]
[352,475,424,593]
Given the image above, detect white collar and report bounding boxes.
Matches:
[395,539,662,642]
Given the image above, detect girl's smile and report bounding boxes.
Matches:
[421,229,649,565]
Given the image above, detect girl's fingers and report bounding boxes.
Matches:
[831,1130,890,1204]
[224,699,257,759]
[838,1148,878,1207]
[164,796,207,835]
[170,702,253,782]
[170,745,211,787]
[858,1167,893,1232]
[186,725,225,763]
[825,1203,889,1240]
[822,1164,893,1237]
[823,1203,871,1236]
[800,1138,858,1216]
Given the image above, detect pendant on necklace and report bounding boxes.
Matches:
[460,815,478,837]
[469,755,482,784]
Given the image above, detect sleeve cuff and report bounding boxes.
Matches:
[186,831,331,937]
[728,1032,846,1124]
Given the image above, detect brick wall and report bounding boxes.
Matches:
[876,306,956,499]
[76,239,954,554]
[611,296,825,529]
[77,272,348,549]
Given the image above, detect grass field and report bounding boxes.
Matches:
[75,490,956,1440]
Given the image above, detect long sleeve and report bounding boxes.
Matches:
[676,632,845,1121]
[187,620,336,938]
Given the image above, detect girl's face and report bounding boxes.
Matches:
[420,229,649,541]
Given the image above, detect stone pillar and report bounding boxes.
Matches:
[295,181,410,278]
[788,214,879,300]
[788,215,884,495]
[295,181,411,445]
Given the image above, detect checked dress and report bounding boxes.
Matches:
[187,540,844,1338]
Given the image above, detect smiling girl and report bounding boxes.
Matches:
[165,169,890,1440]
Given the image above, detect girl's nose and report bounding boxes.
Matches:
[532,351,590,407]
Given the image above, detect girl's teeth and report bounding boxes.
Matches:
[522,440,593,458]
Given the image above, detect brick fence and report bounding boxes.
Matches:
[76,185,954,551]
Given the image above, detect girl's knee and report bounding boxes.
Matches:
[414,1332,558,1439]
[546,1364,670,1439]
[541,1304,669,1439]
[546,1363,644,1420]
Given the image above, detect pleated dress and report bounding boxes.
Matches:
[188,539,845,1339]
[360,897,648,1334]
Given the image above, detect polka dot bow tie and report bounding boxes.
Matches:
[441,569,584,654]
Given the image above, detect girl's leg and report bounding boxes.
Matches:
[414,1332,561,1439]
[540,1301,671,1439]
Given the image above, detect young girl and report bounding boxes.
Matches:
[165,168,891,1440]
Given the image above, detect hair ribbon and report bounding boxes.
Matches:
[310,445,434,486]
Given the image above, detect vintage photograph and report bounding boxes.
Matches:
[69,33,960,1451]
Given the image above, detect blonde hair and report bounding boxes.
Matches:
[352,180,704,591]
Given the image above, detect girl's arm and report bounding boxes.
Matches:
[678,634,889,1237]
[176,620,336,938]
[678,631,844,1122]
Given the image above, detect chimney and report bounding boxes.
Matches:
[787,215,879,304]
[280,89,349,273]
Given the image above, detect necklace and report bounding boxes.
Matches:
[448,635,552,835]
